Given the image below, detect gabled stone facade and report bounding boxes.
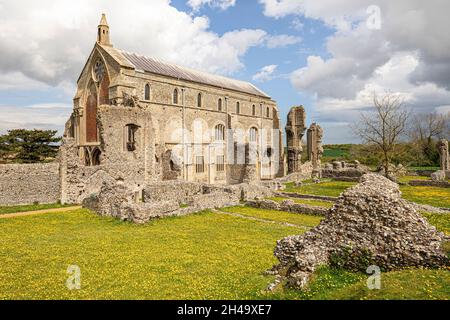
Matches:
[60,14,286,203]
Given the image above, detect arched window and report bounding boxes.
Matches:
[125,124,139,152]
[266,106,270,118]
[249,127,258,143]
[252,105,256,116]
[215,124,225,141]
[144,84,151,101]
[218,98,223,112]
[236,102,240,114]
[197,93,202,108]
[173,88,179,105]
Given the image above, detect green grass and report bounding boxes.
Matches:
[397,175,430,184]
[326,268,450,300]
[408,167,440,171]
[400,185,450,208]
[0,203,74,215]
[0,208,448,300]
[285,179,450,208]
[219,206,323,228]
[0,208,302,300]
[268,197,334,208]
[421,212,450,235]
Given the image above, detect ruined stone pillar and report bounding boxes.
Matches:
[437,139,449,171]
[286,106,307,174]
[307,123,324,178]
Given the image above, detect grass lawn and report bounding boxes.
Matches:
[0,203,75,215]
[0,208,302,300]
[219,206,323,228]
[284,181,356,197]
[421,212,450,235]
[267,197,334,208]
[397,175,430,184]
[325,268,450,300]
[400,185,450,208]
[284,179,450,208]
[0,208,449,300]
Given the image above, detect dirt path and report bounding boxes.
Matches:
[0,206,82,219]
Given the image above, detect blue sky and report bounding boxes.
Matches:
[0,0,449,144]
[171,0,334,124]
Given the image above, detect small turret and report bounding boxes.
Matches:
[97,14,111,46]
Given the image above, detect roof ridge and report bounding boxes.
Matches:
[116,48,270,98]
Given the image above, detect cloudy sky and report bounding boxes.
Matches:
[0,0,449,143]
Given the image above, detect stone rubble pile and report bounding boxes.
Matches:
[271,173,449,289]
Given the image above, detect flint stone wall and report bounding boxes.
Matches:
[84,179,275,224]
[246,199,327,216]
[0,163,60,205]
[271,174,449,289]
[409,179,450,188]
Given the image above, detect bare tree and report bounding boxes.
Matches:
[410,112,449,163]
[353,93,410,177]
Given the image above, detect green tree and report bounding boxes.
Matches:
[0,129,61,163]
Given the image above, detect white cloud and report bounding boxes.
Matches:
[291,18,304,31]
[187,0,236,11]
[310,54,450,125]
[265,34,301,49]
[252,64,278,82]
[0,103,71,134]
[0,0,264,89]
[258,0,450,143]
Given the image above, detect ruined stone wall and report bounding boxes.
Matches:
[286,106,306,174]
[0,163,60,205]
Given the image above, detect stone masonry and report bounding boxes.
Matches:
[286,106,307,174]
[307,123,324,178]
[271,174,449,289]
[0,163,60,205]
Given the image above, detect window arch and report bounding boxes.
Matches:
[266,106,270,118]
[249,127,258,143]
[144,84,151,101]
[173,88,179,105]
[252,104,256,116]
[218,98,223,112]
[197,93,202,108]
[125,124,139,152]
[215,124,225,141]
[236,102,240,114]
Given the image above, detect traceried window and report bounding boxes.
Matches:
[93,60,105,83]
[216,155,225,172]
[126,124,139,152]
[197,93,202,108]
[252,105,256,116]
[173,88,179,105]
[144,84,151,101]
[215,124,225,141]
[195,156,205,173]
[249,127,258,143]
[218,98,223,112]
[236,102,240,114]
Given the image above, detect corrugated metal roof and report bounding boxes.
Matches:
[118,50,270,98]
